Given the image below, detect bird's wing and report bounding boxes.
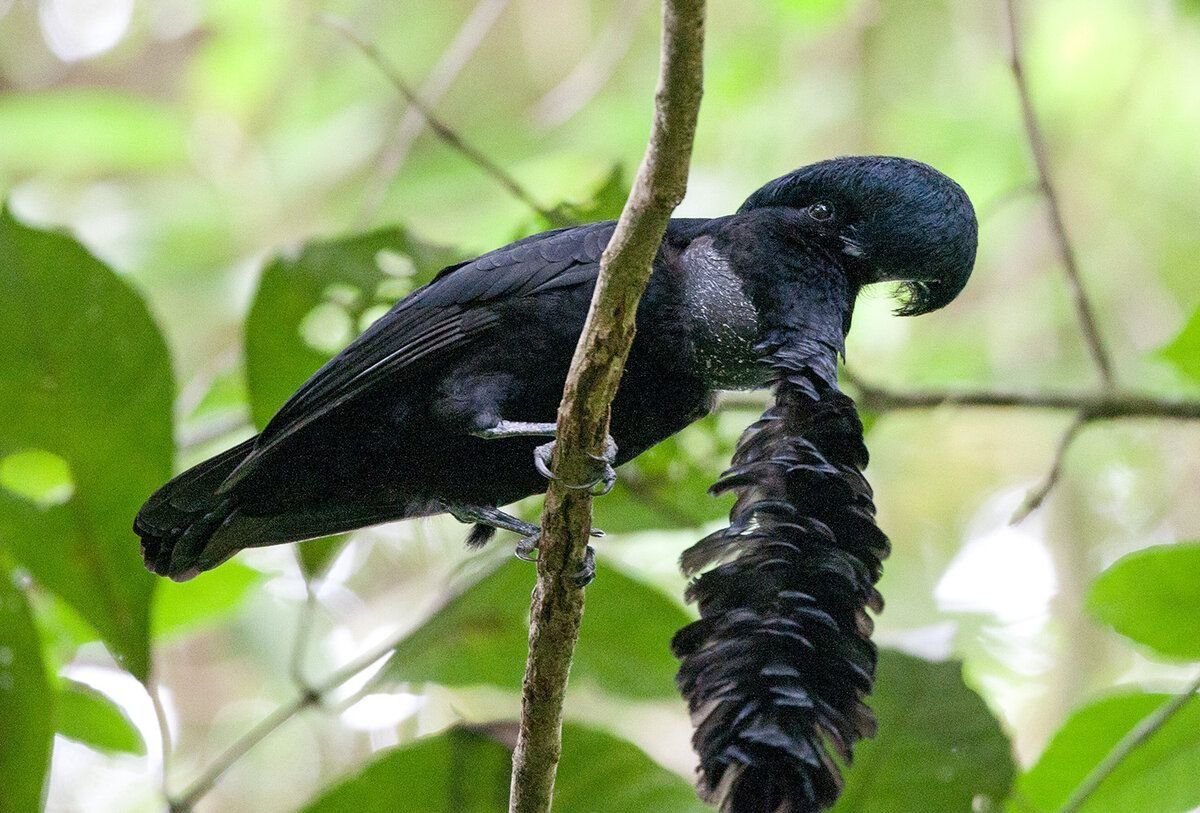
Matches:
[225,221,615,488]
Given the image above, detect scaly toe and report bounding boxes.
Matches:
[572,546,597,587]
[514,532,540,562]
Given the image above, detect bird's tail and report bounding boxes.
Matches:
[672,371,890,812]
[136,437,415,581]
[134,437,260,581]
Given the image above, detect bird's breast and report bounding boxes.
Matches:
[679,237,769,391]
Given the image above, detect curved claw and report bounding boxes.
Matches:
[572,545,597,587]
[534,441,555,482]
[588,459,617,496]
[514,532,540,562]
[533,437,619,495]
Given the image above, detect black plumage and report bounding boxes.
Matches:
[673,348,889,813]
[135,155,976,808]
[136,156,974,581]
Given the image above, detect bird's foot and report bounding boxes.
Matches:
[574,545,596,587]
[514,531,540,562]
[514,533,596,587]
[445,503,603,573]
[533,435,618,496]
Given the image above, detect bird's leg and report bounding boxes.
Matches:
[445,503,539,539]
[442,502,601,585]
[470,420,558,440]
[470,419,619,497]
[533,435,618,496]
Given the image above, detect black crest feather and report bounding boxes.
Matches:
[673,340,890,813]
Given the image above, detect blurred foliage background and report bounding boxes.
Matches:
[2,0,1200,811]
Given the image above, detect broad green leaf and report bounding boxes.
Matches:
[1014,691,1200,813]
[152,560,262,639]
[0,209,171,681]
[301,724,700,813]
[0,567,54,813]
[553,724,703,812]
[390,560,690,698]
[301,726,511,813]
[244,227,460,429]
[57,679,145,756]
[1161,307,1200,383]
[834,651,1015,813]
[1087,542,1200,660]
[0,91,187,174]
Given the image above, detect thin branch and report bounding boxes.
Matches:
[168,637,399,812]
[318,14,570,227]
[838,377,1200,421]
[508,2,706,812]
[288,575,320,692]
[1010,411,1090,524]
[1059,671,1200,813]
[147,679,173,799]
[357,0,511,226]
[1003,0,1115,388]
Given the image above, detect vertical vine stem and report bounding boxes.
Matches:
[1059,671,1200,813]
[1003,0,1116,388]
[506,2,706,811]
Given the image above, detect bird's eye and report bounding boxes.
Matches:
[808,201,835,221]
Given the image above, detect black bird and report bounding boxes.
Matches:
[135,155,977,587]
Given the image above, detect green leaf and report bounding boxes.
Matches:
[296,535,348,580]
[0,91,187,175]
[0,209,172,681]
[300,724,700,813]
[0,566,54,813]
[1087,542,1200,660]
[1161,307,1200,383]
[553,724,703,812]
[389,560,690,698]
[1015,691,1200,813]
[244,227,460,429]
[152,560,262,639]
[57,678,145,756]
[300,726,512,813]
[834,651,1015,813]
[551,165,630,226]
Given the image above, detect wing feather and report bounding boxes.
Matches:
[223,222,614,488]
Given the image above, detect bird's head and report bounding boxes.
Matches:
[739,156,978,315]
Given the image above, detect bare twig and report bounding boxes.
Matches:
[168,637,400,812]
[508,2,706,811]
[1003,0,1115,388]
[318,14,570,227]
[288,576,320,692]
[1010,411,1090,524]
[1059,671,1200,813]
[838,377,1200,421]
[147,679,173,799]
[357,0,511,225]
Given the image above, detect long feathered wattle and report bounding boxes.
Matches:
[672,340,890,813]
